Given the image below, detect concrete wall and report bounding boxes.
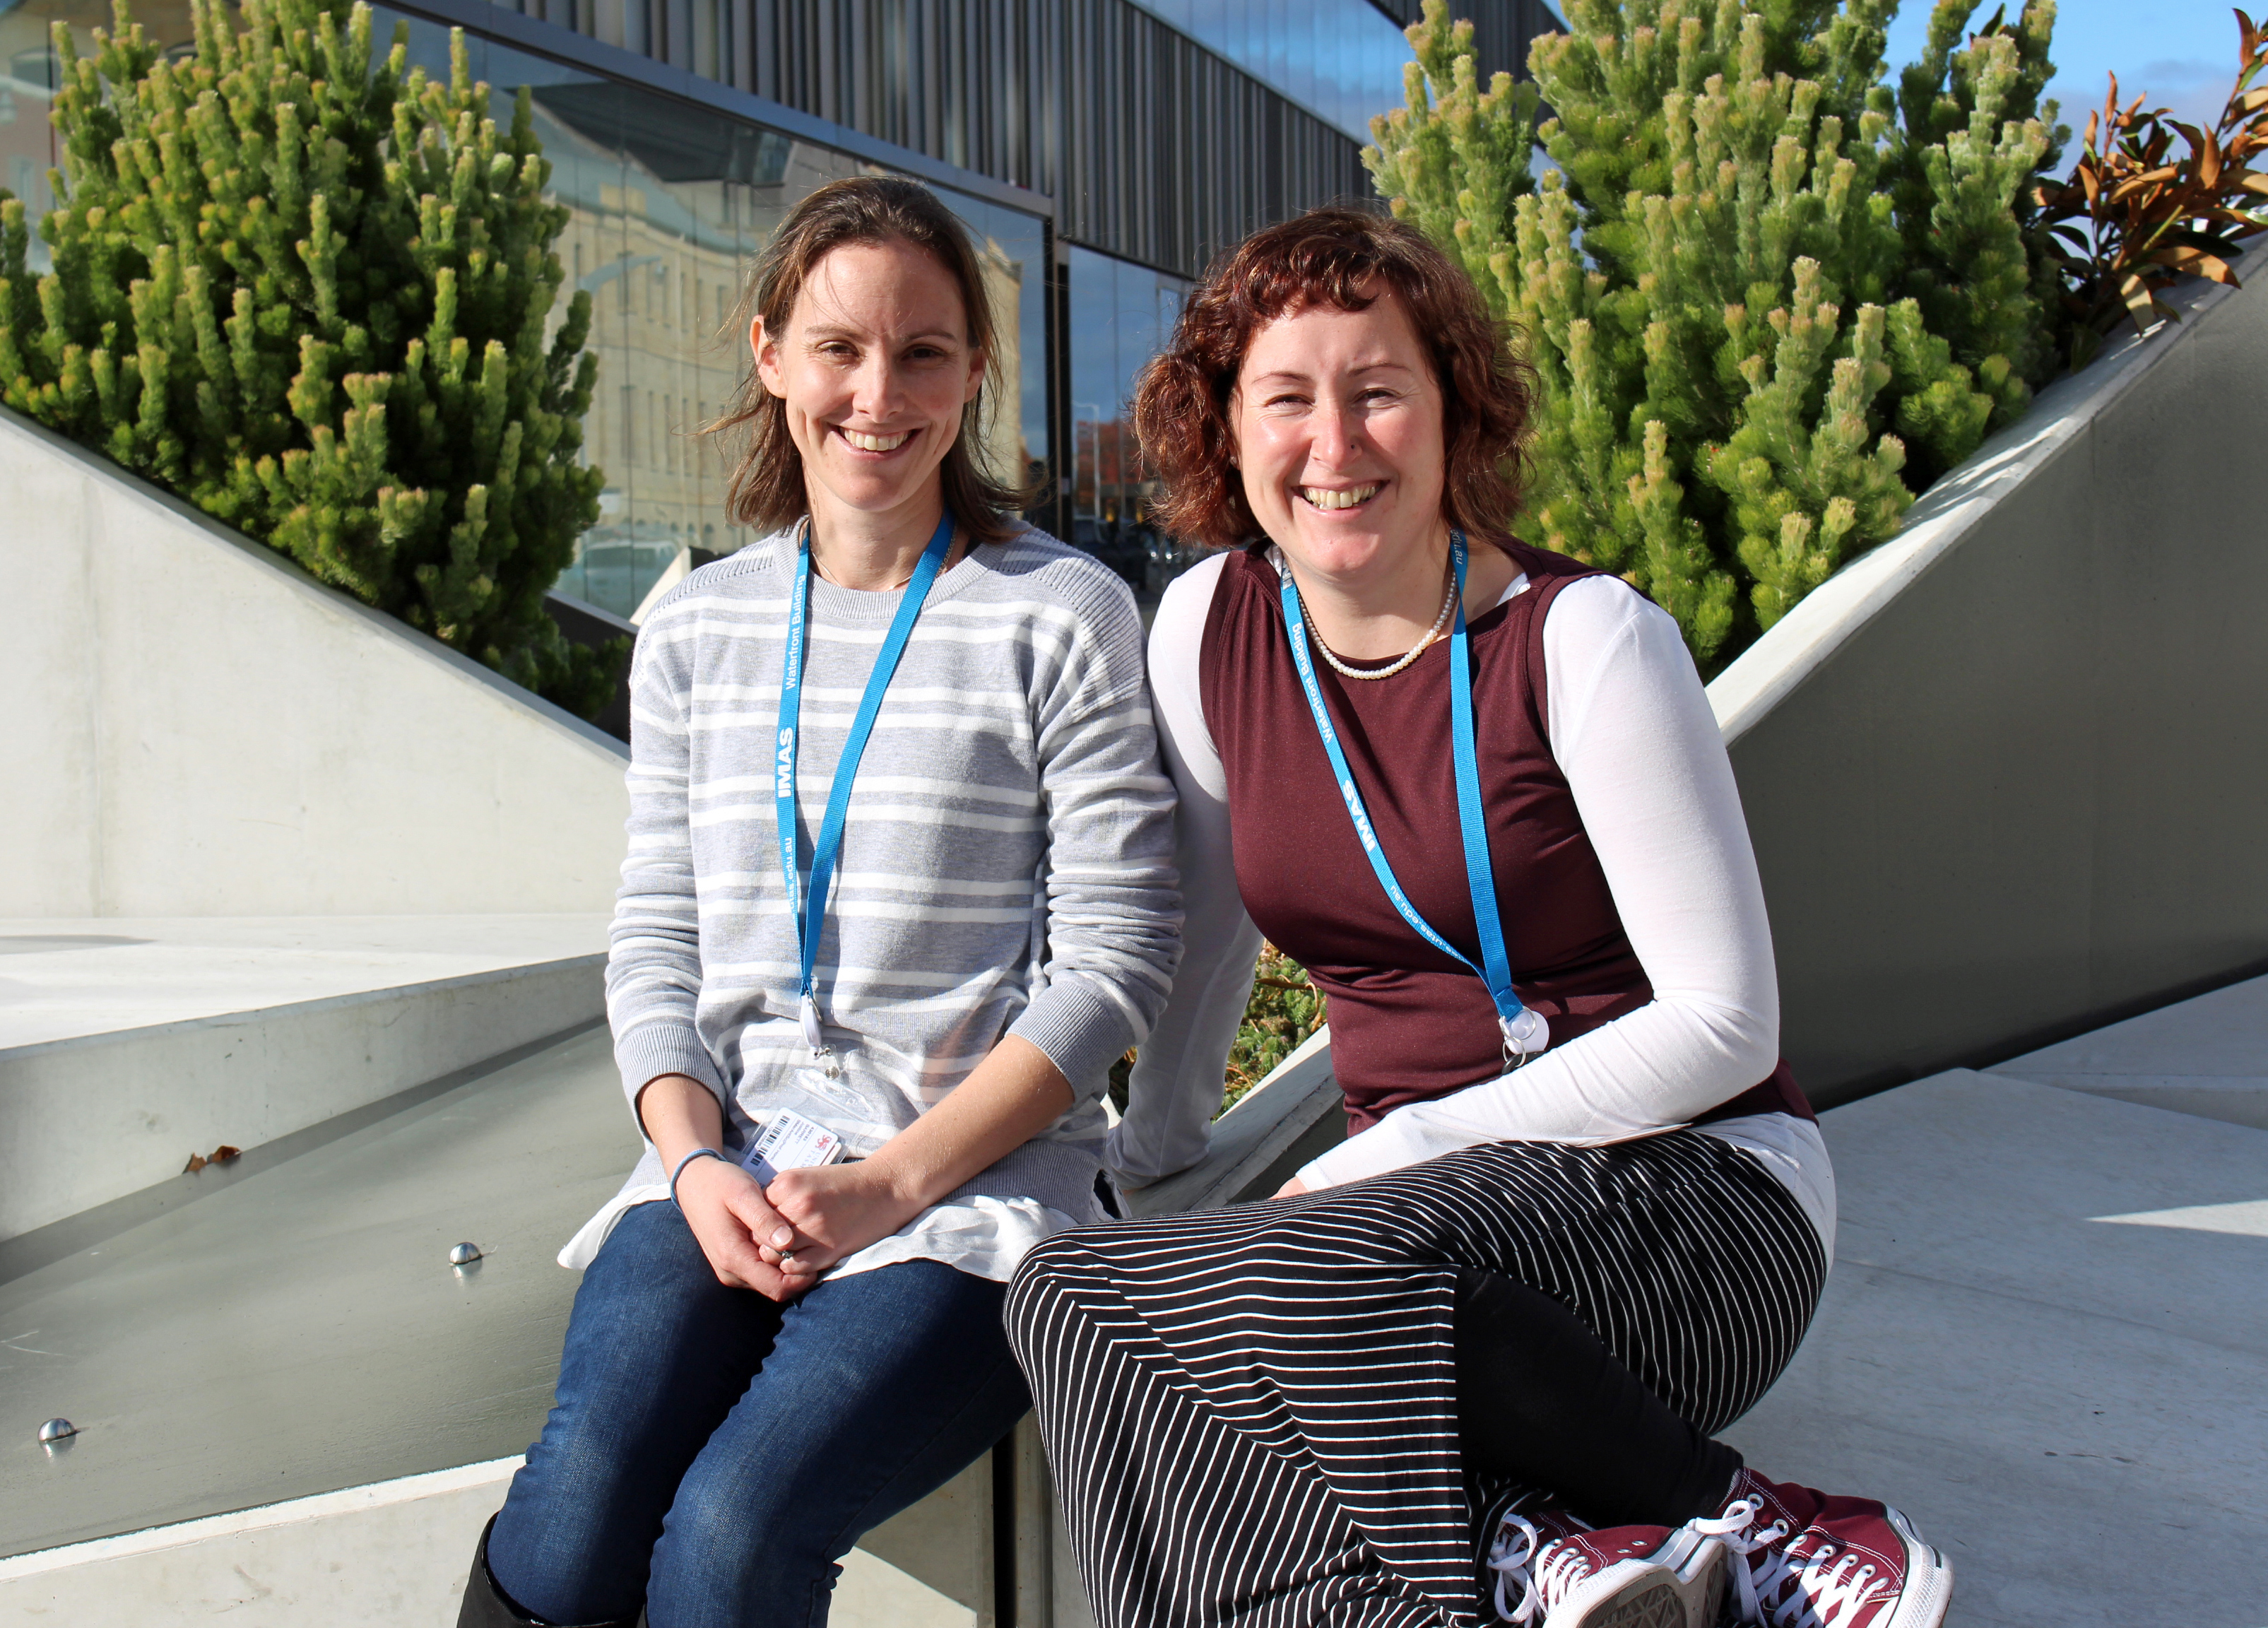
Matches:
[0,955,604,1242]
[0,408,631,918]
[1710,241,2268,1105]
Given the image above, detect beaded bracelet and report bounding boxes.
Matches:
[669,1145,729,1210]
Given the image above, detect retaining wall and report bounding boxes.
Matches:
[1710,242,2268,1104]
[0,408,631,918]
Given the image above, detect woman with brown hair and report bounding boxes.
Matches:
[1005,206,1951,1628]
[456,175,1180,1627]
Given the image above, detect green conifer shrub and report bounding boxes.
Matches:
[1367,0,2063,669]
[1224,945,1327,1111]
[0,0,621,716]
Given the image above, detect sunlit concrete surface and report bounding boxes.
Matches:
[0,1461,522,1626]
[1723,1068,2268,1628]
[1986,971,2268,1133]
[0,1458,974,1628]
[0,917,609,1240]
[0,916,609,1051]
[0,1020,995,1622]
[0,1027,636,1559]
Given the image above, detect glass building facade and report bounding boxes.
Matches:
[2,0,1555,617]
[0,0,1050,620]
[1067,244,1193,602]
[395,33,1056,616]
[0,16,61,232]
[1128,0,1415,143]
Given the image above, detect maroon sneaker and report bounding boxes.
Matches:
[1484,1508,1730,1627]
[1687,1468,1954,1628]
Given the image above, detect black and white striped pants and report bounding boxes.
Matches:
[1005,1131,1826,1628]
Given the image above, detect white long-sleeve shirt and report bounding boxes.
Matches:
[1109,551,1834,1254]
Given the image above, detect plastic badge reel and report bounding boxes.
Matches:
[1501,1008,1550,1068]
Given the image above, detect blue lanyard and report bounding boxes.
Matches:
[1278,531,1549,1066]
[777,511,955,1066]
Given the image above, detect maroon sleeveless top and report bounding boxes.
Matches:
[1198,543,1812,1134]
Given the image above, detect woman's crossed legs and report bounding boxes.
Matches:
[1007,1133,1826,1627]
[486,1201,1029,1628]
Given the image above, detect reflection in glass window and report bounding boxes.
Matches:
[490,57,1052,616]
[471,49,1050,620]
[3,0,1049,622]
[1068,244,1199,613]
[418,45,871,619]
[1130,0,1414,143]
[492,54,1048,621]
[0,4,72,262]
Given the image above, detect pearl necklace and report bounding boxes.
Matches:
[1289,565,1458,680]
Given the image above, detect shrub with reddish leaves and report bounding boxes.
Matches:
[2036,8,2268,368]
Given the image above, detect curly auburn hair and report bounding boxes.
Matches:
[710,175,1027,543]
[1133,205,1535,550]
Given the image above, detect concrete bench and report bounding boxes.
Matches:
[0,1022,1345,1627]
[919,1030,1346,1628]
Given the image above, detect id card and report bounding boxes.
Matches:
[740,1108,846,1185]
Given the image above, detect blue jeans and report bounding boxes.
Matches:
[487,1201,1029,1628]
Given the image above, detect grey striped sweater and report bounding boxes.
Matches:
[603,524,1182,1228]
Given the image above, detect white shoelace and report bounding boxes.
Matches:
[1486,1514,1547,1624]
[1484,1512,1597,1625]
[1689,1498,1883,1628]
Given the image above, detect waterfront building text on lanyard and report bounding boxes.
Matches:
[776,511,955,1074]
[1279,529,1551,1068]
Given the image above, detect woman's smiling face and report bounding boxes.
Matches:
[1229,287,1446,580]
[755,238,985,526]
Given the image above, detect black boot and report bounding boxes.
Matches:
[456,1515,642,1628]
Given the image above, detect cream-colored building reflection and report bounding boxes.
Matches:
[1,0,1033,621]
[536,93,1029,616]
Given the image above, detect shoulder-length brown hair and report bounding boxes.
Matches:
[1133,204,1535,550]
[711,175,1027,542]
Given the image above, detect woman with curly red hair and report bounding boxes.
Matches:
[1004,206,1951,1628]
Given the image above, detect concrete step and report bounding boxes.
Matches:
[25,969,2255,1625]
[0,916,608,1243]
[0,1025,637,1562]
[1986,969,2268,1131]
[0,1458,974,1627]
[0,1020,990,1626]
[1722,1068,2268,1628]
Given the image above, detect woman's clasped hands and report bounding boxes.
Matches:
[673,1153,923,1299]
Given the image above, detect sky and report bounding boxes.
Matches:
[1881,0,2260,133]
